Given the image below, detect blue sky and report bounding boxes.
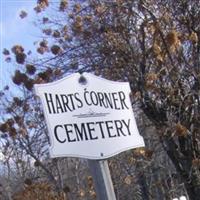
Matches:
[0,0,40,90]
[0,0,44,160]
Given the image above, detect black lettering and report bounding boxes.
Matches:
[115,120,126,136]
[90,91,98,105]
[74,93,83,108]
[97,92,106,107]
[54,125,66,143]
[104,93,113,108]
[74,123,88,141]
[60,94,72,112]
[105,121,116,137]
[55,94,64,113]
[44,93,56,114]
[96,121,105,138]
[87,122,98,140]
[68,94,75,110]
[64,124,76,142]
[112,93,120,110]
[84,90,92,105]
[118,91,129,109]
[122,119,131,135]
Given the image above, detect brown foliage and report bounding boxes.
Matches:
[175,123,188,137]
[60,0,68,11]
[3,48,10,55]
[51,45,61,55]
[26,64,36,75]
[19,10,28,19]
[12,70,28,85]
[13,182,65,200]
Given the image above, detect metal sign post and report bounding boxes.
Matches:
[88,160,116,200]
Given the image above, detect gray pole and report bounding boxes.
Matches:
[88,159,117,200]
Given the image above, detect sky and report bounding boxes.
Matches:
[0,0,43,161]
[0,0,40,90]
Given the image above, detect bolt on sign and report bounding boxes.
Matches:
[34,73,145,159]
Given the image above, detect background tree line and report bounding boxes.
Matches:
[0,0,200,199]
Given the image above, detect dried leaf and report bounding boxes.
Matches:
[189,32,198,43]
[60,0,68,11]
[175,123,188,137]
[79,189,85,197]
[19,10,28,19]
[51,45,61,55]
[3,48,10,55]
[124,175,132,185]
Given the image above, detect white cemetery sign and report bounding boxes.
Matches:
[34,73,144,159]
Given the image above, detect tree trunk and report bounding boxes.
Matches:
[183,169,200,200]
[165,137,200,200]
[138,174,150,200]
